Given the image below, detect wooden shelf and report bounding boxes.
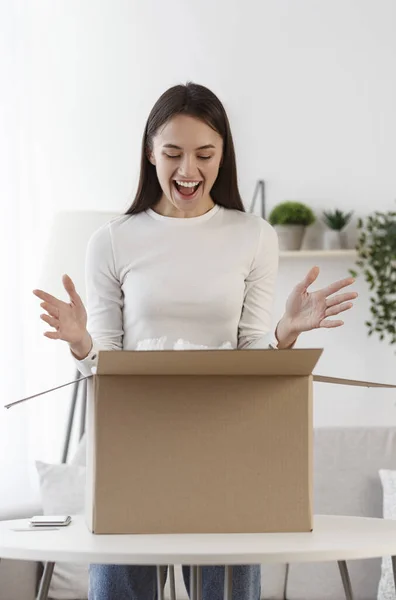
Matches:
[280,249,357,258]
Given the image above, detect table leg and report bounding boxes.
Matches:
[156,565,166,600]
[338,560,354,600]
[224,566,233,600]
[169,565,177,600]
[36,562,55,600]
[197,566,202,600]
[190,565,197,600]
[391,556,396,595]
[283,563,290,600]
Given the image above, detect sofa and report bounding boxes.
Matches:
[1,426,396,600]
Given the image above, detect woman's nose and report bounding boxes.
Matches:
[178,155,198,177]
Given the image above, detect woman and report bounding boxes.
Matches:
[33,82,357,600]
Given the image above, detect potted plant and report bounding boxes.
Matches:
[268,201,315,251]
[322,209,354,250]
[349,210,396,346]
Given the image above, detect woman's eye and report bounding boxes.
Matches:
[164,154,211,160]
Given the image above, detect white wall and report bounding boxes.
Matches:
[0,0,33,509]
[6,0,396,491]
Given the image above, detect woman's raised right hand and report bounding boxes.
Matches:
[33,274,88,345]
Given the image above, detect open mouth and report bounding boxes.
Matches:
[173,180,202,199]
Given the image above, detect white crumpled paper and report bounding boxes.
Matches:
[136,336,233,351]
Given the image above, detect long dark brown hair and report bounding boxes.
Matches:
[124,82,245,215]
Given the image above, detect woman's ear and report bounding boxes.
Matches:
[147,148,156,166]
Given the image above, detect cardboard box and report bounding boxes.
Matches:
[7,348,396,535]
[83,348,395,535]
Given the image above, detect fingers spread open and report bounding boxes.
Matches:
[33,289,63,307]
[326,292,358,308]
[320,319,344,328]
[40,314,59,330]
[325,302,354,317]
[43,331,61,339]
[322,277,355,298]
[296,266,320,293]
[40,302,59,319]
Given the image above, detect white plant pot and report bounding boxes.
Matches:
[274,225,305,251]
[323,230,348,250]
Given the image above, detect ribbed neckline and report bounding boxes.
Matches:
[146,204,221,224]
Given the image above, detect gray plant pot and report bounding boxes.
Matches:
[323,230,348,250]
[274,225,305,251]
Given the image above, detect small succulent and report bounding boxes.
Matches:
[268,202,315,227]
[322,209,353,231]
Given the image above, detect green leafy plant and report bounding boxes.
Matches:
[268,202,315,226]
[323,209,353,231]
[349,210,396,345]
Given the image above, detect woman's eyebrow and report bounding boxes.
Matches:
[162,143,216,150]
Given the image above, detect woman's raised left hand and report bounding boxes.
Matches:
[275,266,358,348]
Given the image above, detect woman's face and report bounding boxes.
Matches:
[149,114,223,217]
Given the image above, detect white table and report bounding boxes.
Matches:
[1,515,396,600]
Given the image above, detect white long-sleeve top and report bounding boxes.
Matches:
[72,204,279,377]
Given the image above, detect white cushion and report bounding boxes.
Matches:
[35,460,88,599]
[378,469,396,600]
[71,436,87,467]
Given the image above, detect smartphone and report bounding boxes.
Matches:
[29,515,72,527]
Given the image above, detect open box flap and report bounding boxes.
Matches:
[6,349,396,409]
[313,374,396,388]
[96,347,324,376]
[4,374,92,409]
[4,348,323,409]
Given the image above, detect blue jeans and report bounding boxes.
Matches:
[88,564,261,599]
